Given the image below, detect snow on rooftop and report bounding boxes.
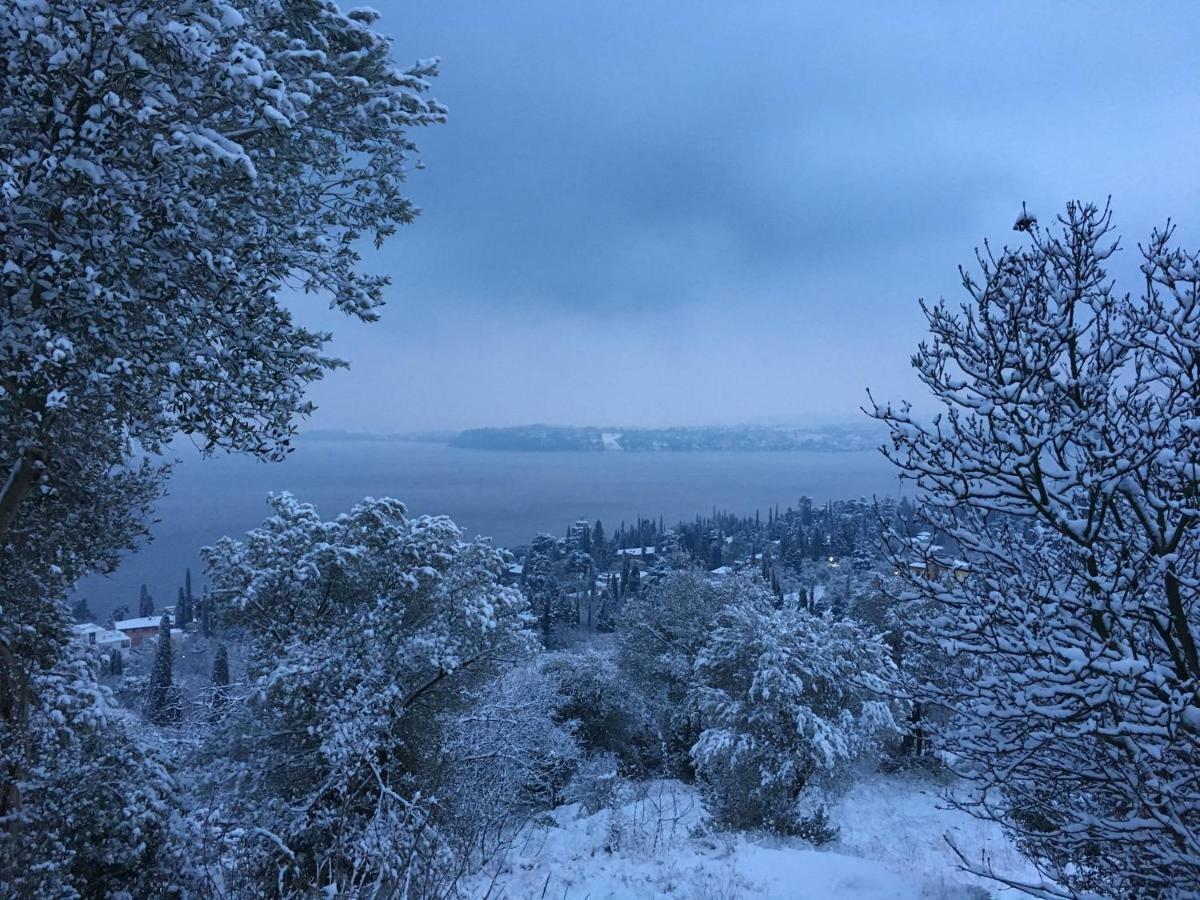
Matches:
[113,615,168,631]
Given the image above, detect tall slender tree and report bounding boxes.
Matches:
[146,614,176,726]
[138,584,154,619]
[210,645,230,720]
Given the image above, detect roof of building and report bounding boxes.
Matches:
[114,615,169,631]
[71,623,130,643]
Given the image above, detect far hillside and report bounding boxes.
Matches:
[450,423,882,452]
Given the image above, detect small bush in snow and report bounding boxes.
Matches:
[563,752,622,814]
[433,658,581,852]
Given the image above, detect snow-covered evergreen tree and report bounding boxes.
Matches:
[0,0,445,534]
[146,613,177,725]
[873,201,1200,894]
[690,578,900,836]
[210,644,231,720]
[201,493,535,895]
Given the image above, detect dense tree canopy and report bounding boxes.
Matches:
[0,0,445,532]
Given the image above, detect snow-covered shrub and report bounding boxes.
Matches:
[0,424,186,895]
[0,649,192,897]
[618,569,741,777]
[690,583,900,836]
[432,658,581,853]
[603,779,703,856]
[201,493,536,897]
[873,202,1200,895]
[563,752,622,814]
[540,645,661,774]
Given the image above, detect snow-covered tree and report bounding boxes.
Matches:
[0,0,445,534]
[146,613,178,725]
[431,659,581,855]
[619,568,739,776]
[540,647,659,774]
[872,201,1200,895]
[209,644,231,720]
[0,426,167,874]
[201,493,535,896]
[690,578,899,836]
[0,647,192,896]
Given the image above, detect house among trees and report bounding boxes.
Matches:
[113,613,172,648]
[70,623,132,657]
[907,556,970,582]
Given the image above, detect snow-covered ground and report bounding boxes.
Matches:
[463,772,1038,899]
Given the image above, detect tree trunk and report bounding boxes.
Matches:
[0,448,44,538]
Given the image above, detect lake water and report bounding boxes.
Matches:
[76,438,904,614]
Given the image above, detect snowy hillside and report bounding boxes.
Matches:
[464,774,1036,899]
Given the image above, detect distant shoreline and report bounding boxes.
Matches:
[301,424,883,453]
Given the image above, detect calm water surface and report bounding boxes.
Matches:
[78,438,904,612]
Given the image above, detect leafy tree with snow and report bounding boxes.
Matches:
[0,427,172,893]
[0,0,444,535]
[690,578,899,836]
[147,613,178,725]
[0,646,191,896]
[432,658,581,852]
[872,201,1200,895]
[202,493,535,895]
[523,534,569,646]
[619,569,740,777]
[540,647,659,774]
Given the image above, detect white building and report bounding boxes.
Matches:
[71,623,131,656]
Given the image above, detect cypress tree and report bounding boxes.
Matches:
[177,586,190,627]
[708,540,723,571]
[211,645,231,719]
[626,560,641,596]
[71,596,94,623]
[200,593,212,638]
[138,584,154,618]
[108,647,123,677]
[147,614,176,725]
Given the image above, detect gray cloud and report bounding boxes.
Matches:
[293,1,1200,431]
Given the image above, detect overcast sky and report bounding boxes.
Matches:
[297,1,1200,432]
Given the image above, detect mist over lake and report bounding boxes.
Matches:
[78,436,901,614]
